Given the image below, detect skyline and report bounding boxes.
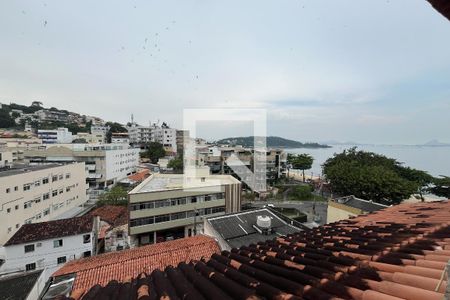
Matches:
[1,1,450,144]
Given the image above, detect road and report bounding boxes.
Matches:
[248,200,328,226]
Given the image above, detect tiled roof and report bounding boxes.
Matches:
[4,216,93,246]
[0,270,43,300]
[60,201,450,300]
[87,205,128,227]
[127,169,150,183]
[53,235,220,292]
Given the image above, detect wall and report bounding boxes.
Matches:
[105,148,139,183]
[0,232,94,280]
[0,150,13,168]
[326,201,362,224]
[0,163,88,245]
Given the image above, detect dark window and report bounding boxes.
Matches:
[83,234,90,244]
[190,196,197,203]
[6,208,11,213]
[25,263,36,271]
[116,232,123,239]
[57,256,66,264]
[83,251,91,258]
[6,188,10,193]
[24,244,35,253]
[43,178,49,184]
[53,239,63,248]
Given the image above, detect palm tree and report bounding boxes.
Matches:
[288,153,314,182]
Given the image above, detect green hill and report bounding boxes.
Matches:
[216,136,330,148]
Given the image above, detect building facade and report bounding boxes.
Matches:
[128,173,241,245]
[0,163,88,245]
[0,150,13,168]
[23,144,140,189]
[38,128,73,144]
[151,126,177,154]
[127,124,151,145]
[327,196,388,223]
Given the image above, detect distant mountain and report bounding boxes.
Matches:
[216,136,330,148]
[422,139,450,146]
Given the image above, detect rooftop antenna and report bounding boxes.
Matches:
[131,114,134,125]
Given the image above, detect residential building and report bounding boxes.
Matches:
[128,172,242,245]
[90,125,109,143]
[0,270,46,300]
[0,216,95,280]
[47,235,219,298]
[176,129,189,153]
[23,143,140,190]
[204,208,300,250]
[127,124,151,145]
[38,128,73,144]
[111,132,130,144]
[74,132,104,144]
[35,109,68,123]
[0,163,88,245]
[45,200,450,300]
[327,195,388,223]
[0,149,13,168]
[151,126,177,154]
[88,205,130,252]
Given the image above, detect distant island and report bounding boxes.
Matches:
[215,136,330,148]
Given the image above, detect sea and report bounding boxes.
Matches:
[286,144,450,178]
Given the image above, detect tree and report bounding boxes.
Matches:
[105,122,127,143]
[322,148,429,205]
[168,156,183,172]
[97,186,128,206]
[146,142,166,164]
[430,176,450,198]
[0,109,16,128]
[396,167,434,201]
[288,153,314,182]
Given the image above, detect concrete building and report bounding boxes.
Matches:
[151,126,177,154]
[327,195,388,223]
[90,125,109,143]
[127,124,151,145]
[38,128,73,144]
[0,216,95,280]
[0,163,88,245]
[111,132,130,144]
[35,109,68,123]
[74,132,105,144]
[23,143,140,190]
[128,172,241,245]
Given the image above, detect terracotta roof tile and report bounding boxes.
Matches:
[87,205,128,227]
[59,201,450,300]
[127,169,150,183]
[4,215,93,246]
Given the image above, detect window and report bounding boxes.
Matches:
[43,208,50,216]
[24,201,32,209]
[43,193,50,200]
[83,234,91,244]
[25,263,36,271]
[25,218,32,224]
[6,188,10,193]
[6,208,11,213]
[190,196,197,203]
[59,188,63,194]
[83,251,91,258]
[52,190,58,197]
[16,223,19,228]
[35,213,42,220]
[35,197,41,204]
[65,173,71,179]
[53,239,63,248]
[58,174,63,180]
[43,178,49,184]
[7,227,11,233]
[52,175,58,182]
[24,244,35,253]
[23,184,31,191]
[57,256,67,264]
[14,186,18,191]
[15,205,19,210]
[116,232,123,239]
[66,187,71,192]
[34,180,40,187]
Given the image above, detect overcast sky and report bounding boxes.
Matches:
[1,0,449,144]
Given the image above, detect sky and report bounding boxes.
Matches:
[1,0,450,144]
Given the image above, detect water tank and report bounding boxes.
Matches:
[257,215,271,229]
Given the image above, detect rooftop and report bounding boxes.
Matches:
[58,200,450,300]
[87,205,128,227]
[0,270,43,300]
[332,195,388,213]
[130,173,240,194]
[4,215,93,246]
[0,163,63,178]
[207,208,301,249]
[52,235,220,293]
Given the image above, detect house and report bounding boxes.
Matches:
[0,215,96,281]
[46,235,220,298]
[0,270,46,300]
[87,205,130,252]
[54,200,450,300]
[204,208,301,250]
[110,132,129,144]
[0,163,88,245]
[327,195,388,223]
[128,172,242,246]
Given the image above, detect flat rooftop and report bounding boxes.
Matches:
[130,173,240,194]
[0,163,63,178]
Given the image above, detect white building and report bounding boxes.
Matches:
[90,125,109,143]
[0,150,13,168]
[24,144,140,190]
[111,132,130,144]
[0,215,95,280]
[38,128,73,144]
[151,126,177,154]
[0,163,88,245]
[127,124,151,145]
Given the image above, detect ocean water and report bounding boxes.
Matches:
[286,145,450,178]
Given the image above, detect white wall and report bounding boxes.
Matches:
[0,232,94,280]
[0,150,13,168]
[105,148,139,183]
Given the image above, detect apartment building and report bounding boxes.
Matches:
[128,172,241,245]
[0,163,88,245]
[74,132,105,144]
[111,132,130,144]
[127,124,151,145]
[0,216,95,280]
[23,143,140,189]
[38,128,73,144]
[0,150,13,168]
[151,126,177,154]
[0,138,43,163]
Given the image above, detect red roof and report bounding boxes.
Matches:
[4,215,93,246]
[57,201,450,300]
[127,169,150,183]
[53,235,220,292]
[87,205,128,227]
